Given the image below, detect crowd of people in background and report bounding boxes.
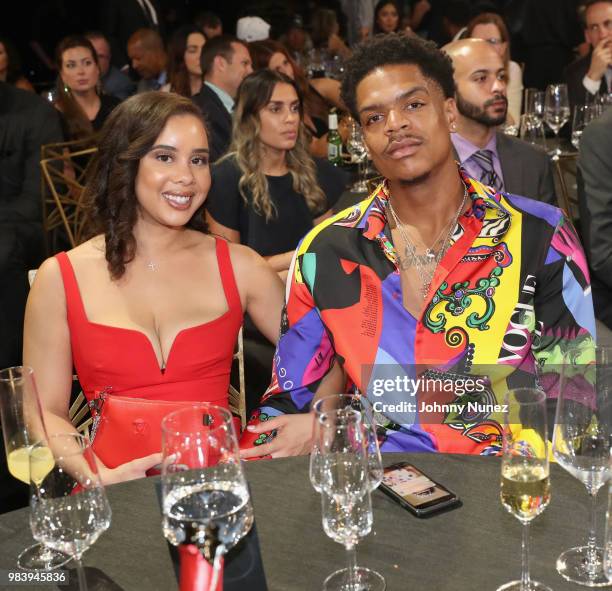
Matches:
[1,0,612,508]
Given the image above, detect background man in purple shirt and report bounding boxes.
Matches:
[444,39,557,206]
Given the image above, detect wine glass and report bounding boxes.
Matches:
[310,394,383,493]
[524,88,545,122]
[346,121,369,193]
[317,408,385,591]
[161,404,253,585]
[519,114,547,149]
[552,346,611,587]
[544,84,570,159]
[0,366,70,570]
[498,388,551,591]
[571,104,597,150]
[29,433,112,591]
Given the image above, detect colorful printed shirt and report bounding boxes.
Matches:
[251,171,596,455]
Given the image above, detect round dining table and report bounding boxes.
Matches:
[0,453,607,590]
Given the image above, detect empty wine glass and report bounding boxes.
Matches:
[0,366,70,570]
[161,404,253,586]
[605,471,612,582]
[544,84,570,159]
[29,433,111,591]
[310,394,383,493]
[571,104,597,150]
[552,346,611,587]
[524,88,545,122]
[498,388,551,591]
[519,114,547,149]
[346,121,369,193]
[317,408,385,591]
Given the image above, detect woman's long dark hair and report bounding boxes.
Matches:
[86,91,208,279]
[54,35,100,141]
[167,25,205,97]
[373,0,403,35]
[226,70,326,221]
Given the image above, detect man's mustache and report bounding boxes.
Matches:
[484,94,508,108]
[384,132,424,154]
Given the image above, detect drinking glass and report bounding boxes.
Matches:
[553,346,611,586]
[318,408,385,591]
[310,394,383,493]
[0,366,70,570]
[519,114,547,149]
[544,84,570,159]
[524,88,545,122]
[571,104,597,150]
[346,121,369,193]
[29,433,111,591]
[498,388,551,591]
[161,404,253,587]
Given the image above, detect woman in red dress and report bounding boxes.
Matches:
[23,91,284,484]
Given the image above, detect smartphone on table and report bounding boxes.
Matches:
[379,461,461,517]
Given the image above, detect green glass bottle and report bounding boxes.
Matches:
[327,111,343,166]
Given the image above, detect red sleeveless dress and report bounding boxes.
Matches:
[56,237,243,409]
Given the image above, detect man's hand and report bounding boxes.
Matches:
[587,38,612,82]
[240,414,315,459]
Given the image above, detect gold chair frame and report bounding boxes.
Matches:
[553,153,580,225]
[40,139,98,250]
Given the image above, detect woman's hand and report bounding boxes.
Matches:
[240,414,315,459]
[99,452,163,485]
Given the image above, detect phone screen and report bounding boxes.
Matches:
[382,463,454,508]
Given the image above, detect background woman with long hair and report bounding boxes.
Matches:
[163,25,206,97]
[373,0,407,35]
[53,35,120,141]
[466,12,523,126]
[205,69,346,278]
[249,40,345,158]
[24,92,284,483]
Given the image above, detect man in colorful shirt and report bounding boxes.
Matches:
[240,33,595,458]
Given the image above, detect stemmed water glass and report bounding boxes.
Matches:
[317,408,385,591]
[605,471,612,582]
[0,366,71,570]
[346,120,369,193]
[161,404,254,588]
[524,88,545,122]
[29,433,112,591]
[310,394,383,493]
[552,346,611,587]
[571,104,597,150]
[544,84,570,159]
[498,388,551,591]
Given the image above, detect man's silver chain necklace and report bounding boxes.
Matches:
[387,184,468,299]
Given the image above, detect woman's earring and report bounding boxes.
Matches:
[450,122,457,132]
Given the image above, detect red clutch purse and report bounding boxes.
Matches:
[89,390,236,470]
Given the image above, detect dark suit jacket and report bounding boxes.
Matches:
[192,85,233,164]
[564,53,608,112]
[99,0,163,68]
[577,107,612,328]
[495,132,557,206]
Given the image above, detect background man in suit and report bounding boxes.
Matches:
[577,107,612,328]
[86,31,136,100]
[192,36,253,163]
[565,0,612,110]
[445,39,557,205]
[127,29,168,93]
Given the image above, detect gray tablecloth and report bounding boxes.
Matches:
[0,454,607,590]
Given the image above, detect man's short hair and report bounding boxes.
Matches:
[584,0,612,9]
[340,33,456,119]
[200,35,243,76]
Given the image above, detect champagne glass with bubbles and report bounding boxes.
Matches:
[544,84,570,159]
[498,388,551,591]
[553,346,611,587]
[161,404,253,585]
[346,120,369,193]
[0,366,70,570]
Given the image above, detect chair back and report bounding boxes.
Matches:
[228,328,247,428]
[40,138,98,251]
